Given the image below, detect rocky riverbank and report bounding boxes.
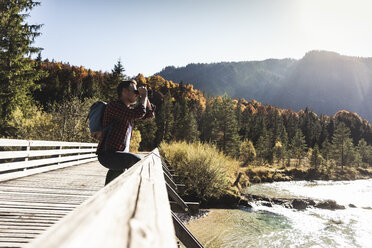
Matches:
[242,193,348,211]
[244,166,372,184]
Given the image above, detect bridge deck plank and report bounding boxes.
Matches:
[0,161,107,248]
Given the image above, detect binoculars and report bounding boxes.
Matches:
[134,89,153,97]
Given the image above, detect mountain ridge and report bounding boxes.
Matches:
[157,50,372,121]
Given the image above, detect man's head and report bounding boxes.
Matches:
[117,80,138,104]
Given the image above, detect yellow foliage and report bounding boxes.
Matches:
[130,128,142,153]
[8,106,57,140]
[159,141,240,201]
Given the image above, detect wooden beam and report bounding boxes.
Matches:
[164,171,177,190]
[170,201,200,214]
[166,183,189,213]
[172,212,204,248]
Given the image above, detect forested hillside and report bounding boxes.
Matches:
[4,59,370,169]
[158,51,372,122]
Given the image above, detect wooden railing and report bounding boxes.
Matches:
[0,139,203,247]
[26,149,197,248]
[0,138,97,182]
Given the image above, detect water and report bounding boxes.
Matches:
[186,179,372,248]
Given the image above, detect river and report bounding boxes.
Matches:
[185,179,372,248]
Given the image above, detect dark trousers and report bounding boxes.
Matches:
[97,151,141,185]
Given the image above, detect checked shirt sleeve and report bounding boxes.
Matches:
[107,102,147,121]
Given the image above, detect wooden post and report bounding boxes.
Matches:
[58,146,62,165]
[77,145,81,162]
[24,142,30,162]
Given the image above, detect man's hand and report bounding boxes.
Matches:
[146,98,152,110]
[137,86,147,98]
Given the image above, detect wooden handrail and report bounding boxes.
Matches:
[0,148,96,160]
[26,149,178,248]
[0,138,98,147]
[0,138,97,182]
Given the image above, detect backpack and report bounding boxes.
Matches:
[88,101,107,141]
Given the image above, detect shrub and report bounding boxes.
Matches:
[159,141,239,202]
[239,139,256,165]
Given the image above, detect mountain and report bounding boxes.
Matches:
[157,51,372,121]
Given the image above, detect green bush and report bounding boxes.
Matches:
[159,141,239,202]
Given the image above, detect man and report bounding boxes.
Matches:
[96,79,155,185]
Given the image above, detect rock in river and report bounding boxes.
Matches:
[291,199,308,210]
[315,200,345,210]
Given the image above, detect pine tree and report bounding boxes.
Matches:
[310,144,323,169]
[331,122,354,169]
[0,0,45,136]
[256,131,272,164]
[200,97,217,143]
[64,80,72,98]
[183,110,199,142]
[291,129,307,166]
[357,139,369,166]
[236,99,244,134]
[321,138,331,166]
[299,108,321,147]
[84,70,99,98]
[75,79,83,97]
[54,75,61,101]
[105,59,126,100]
[156,91,174,144]
[211,95,240,157]
[136,119,157,151]
[173,98,199,142]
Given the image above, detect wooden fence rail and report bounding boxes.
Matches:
[26,149,178,248]
[0,139,97,182]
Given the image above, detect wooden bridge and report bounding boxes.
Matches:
[0,139,203,248]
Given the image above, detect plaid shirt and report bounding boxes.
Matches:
[96,100,155,154]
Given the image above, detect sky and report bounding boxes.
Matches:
[28,0,372,76]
